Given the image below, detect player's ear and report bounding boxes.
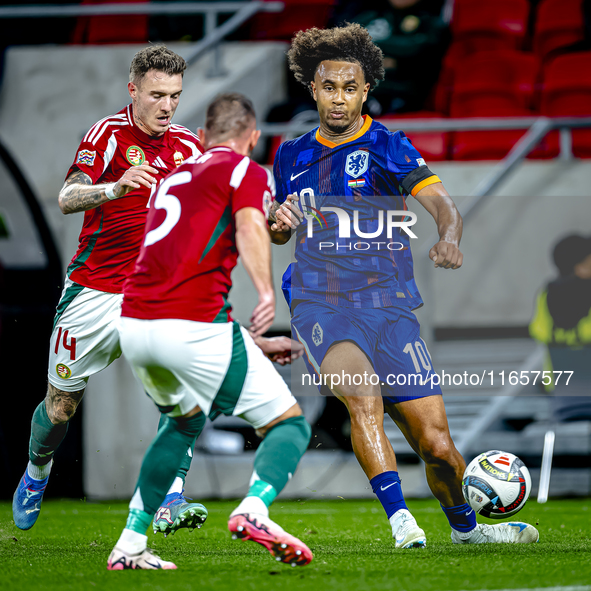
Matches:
[310,81,318,101]
[249,128,262,152]
[197,127,205,145]
[362,82,370,103]
[128,81,136,98]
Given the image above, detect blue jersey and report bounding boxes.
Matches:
[274,116,440,310]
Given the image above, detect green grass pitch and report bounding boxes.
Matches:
[1,498,590,591]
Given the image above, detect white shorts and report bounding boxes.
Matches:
[118,317,297,428]
[48,277,123,392]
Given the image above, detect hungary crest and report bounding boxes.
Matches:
[56,364,71,379]
[173,151,184,167]
[126,145,145,166]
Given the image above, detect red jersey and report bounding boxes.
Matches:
[121,147,275,323]
[66,104,203,293]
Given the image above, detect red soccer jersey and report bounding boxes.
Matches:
[66,104,203,293]
[121,147,275,323]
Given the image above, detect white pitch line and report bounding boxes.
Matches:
[459,587,590,591]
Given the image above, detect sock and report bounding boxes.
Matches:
[232,495,269,518]
[246,479,278,508]
[27,460,52,480]
[158,413,196,487]
[370,471,408,519]
[441,503,477,533]
[125,508,153,536]
[126,410,206,533]
[29,401,69,466]
[166,477,184,496]
[116,527,148,554]
[249,415,311,507]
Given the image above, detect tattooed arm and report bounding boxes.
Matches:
[58,163,159,215]
[267,196,301,245]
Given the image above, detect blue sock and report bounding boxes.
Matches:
[370,471,408,519]
[441,503,477,533]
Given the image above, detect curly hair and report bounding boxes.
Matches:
[130,45,187,84]
[287,23,384,94]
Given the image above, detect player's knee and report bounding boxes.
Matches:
[420,435,460,469]
[260,415,311,449]
[46,385,84,424]
[335,380,381,399]
[46,397,77,424]
[291,414,312,445]
[168,410,205,437]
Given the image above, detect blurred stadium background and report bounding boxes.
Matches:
[0,0,589,504]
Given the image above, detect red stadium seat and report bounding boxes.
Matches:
[450,124,529,161]
[541,51,591,112]
[266,135,283,165]
[250,0,336,41]
[534,0,585,63]
[445,50,540,160]
[448,0,530,63]
[434,50,539,116]
[448,99,531,161]
[380,112,450,161]
[536,51,591,157]
[71,0,149,44]
[431,54,456,115]
[451,51,540,115]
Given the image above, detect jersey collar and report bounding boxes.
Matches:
[315,115,372,148]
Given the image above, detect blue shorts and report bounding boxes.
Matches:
[291,300,442,404]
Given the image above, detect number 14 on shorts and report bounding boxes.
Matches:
[55,326,77,361]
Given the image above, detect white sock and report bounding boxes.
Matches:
[165,477,184,496]
[116,528,148,555]
[27,460,52,481]
[231,495,269,518]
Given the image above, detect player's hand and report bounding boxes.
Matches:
[270,194,303,231]
[113,162,159,198]
[254,336,304,365]
[249,291,275,338]
[429,241,463,269]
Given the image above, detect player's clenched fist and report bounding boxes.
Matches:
[429,241,463,269]
[249,291,276,338]
[255,336,304,365]
[111,162,159,199]
[270,193,303,231]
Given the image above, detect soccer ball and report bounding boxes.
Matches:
[462,450,531,519]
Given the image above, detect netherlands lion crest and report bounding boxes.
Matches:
[312,322,323,346]
[345,150,369,178]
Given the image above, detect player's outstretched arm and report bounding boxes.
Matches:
[235,206,276,337]
[413,182,464,269]
[58,163,159,214]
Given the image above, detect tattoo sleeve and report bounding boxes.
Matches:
[268,199,281,222]
[58,169,110,214]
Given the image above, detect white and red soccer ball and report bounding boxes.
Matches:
[462,450,532,519]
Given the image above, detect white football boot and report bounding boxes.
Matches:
[390,509,427,548]
[451,522,539,544]
[107,546,177,570]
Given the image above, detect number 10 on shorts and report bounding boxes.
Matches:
[55,326,77,361]
[403,340,432,373]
